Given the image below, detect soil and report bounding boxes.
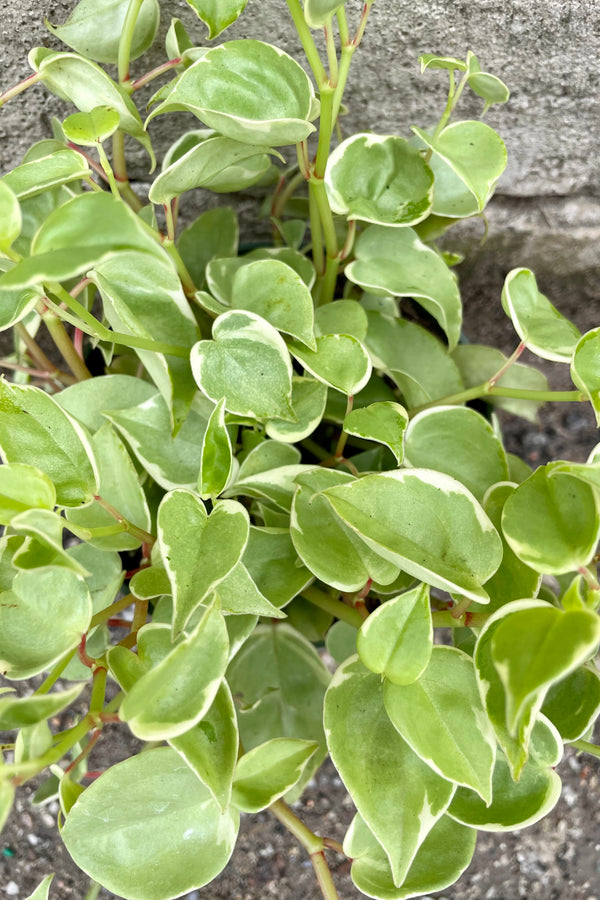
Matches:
[2,207,600,900]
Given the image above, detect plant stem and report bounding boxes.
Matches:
[410,382,586,415]
[570,739,600,759]
[269,800,341,900]
[431,610,489,629]
[0,71,42,108]
[488,341,526,386]
[336,7,350,45]
[285,0,328,84]
[96,142,121,199]
[94,495,156,547]
[34,648,79,696]
[14,322,63,376]
[302,585,364,628]
[111,131,144,211]
[90,594,134,629]
[83,882,102,900]
[40,308,93,381]
[324,24,339,85]
[129,57,182,92]
[118,0,145,83]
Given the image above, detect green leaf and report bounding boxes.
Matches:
[347,226,462,349]
[412,121,507,213]
[0,568,92,679]
[46,0,159,64]
[242,526,312,608]
[169,681,238,810]
[467,52,510,110]
[345,812,476,900]
[106,644,147,692]
[105,393,211,491]
[191,310,294,420]
[11,508,89,574]
[0,260,40,332]
[165,17,194,58]
[323,469,502,603]
[490,603,600,736]
[325,620,357,663]
[404,406,509,502]
[304,0,347,28]
[29,48,154,162]
[62,105,120,146]
[0,181,21,253]
[324,658,455,887]
[91,250,200,432]
[231,259,316,349]
[571,328,600,424]
[185,0,248,38]
[0,684,83,730]
[214,561,286,617]
[56,373,156,433]
[206,246,315,304]
[227,624,330,779]
[0,193,159,290]
[365,311,464,406]
[65,423,152,551]
[325,134,433,227]
[291,468,399,591]
[178,206,238,291]
[0,463,56,525]
[357,585,432,685]
[24,876,55,900]
[289,333,372,396]
[501,465,600,573]
[157,490,249,634]
[419,54,467,71]
[232,738,318,812]
[148,40,318,146]
[384,646,497,802]
[315,299,368,341]
[149,134,275,203]
[0,380,99,507]
[265,376,327,443]
[61,747,239,900]
[120,602,229,740]
[541,665,600,741]
[0,776,15,834]
[198,398,233,498]
[501,268,581,362]
[451,343,549,423]
[2,149,90,201]
[344,401,408,464]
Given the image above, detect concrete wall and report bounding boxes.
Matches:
[2,0,600,322]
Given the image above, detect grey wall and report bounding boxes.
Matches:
[2,0,600,322]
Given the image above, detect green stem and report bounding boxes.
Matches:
[314,86,336,177]
[6,714,97,783]
[111,131,143,211]
[94,494,156,546]
[96,142,120,199]
[14,321,71,382]
[90,594,134,629]
[162,241,198,297]
[272,169,305,219]
[129,57,182,92]
[302,585,364,628]
[353,0,374,48]
[40,308,93,381]
[43,286,190,358]
[336,7,350,45]
[431,610,489,629]
[285,0,328,85]
[118,0,145,83]
[570,739,600,759]
[34,648,79,696]
[308,184,325,276]
[324,23,339,85]
[83,882,102,900]
[410,382,586,416]
[269,800,341,900]
[89,667,107,715]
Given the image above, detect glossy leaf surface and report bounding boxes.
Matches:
[46,0,159,64]
[232,738,318,812]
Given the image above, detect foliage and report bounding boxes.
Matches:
[1,2,600,899]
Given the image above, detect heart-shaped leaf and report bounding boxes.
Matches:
[289,333,372,396]
[198,398,233,499]
[265,376,327,443]
[46,0,159,64]
[344,401,408,464]
[326,134,433,226]
[63,105,120,146]
[185,0,248,38]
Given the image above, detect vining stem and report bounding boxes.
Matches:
[269,800,342,900]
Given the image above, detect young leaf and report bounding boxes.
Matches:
[61,748,239,900]
[0,684,83,730]
[207,247,315,304]
[384,646,497,802]
[419,54,467,71]
[357,584,432,685]
[501,268,581,362]
[11,508,90,574]
[501,464,600,573]
[198,398,233,498]
[232,738,318,812]
[315,299,368,341]
[0,464,56,525]
[345,812,476,900]
[46,0,159,64]
[325,134,433,226]
[157,490,249,634]
[185,0,248,39]
[0,568,92,679]
[265,376,327,443]
[24,876,55,900]
[490,603,600,736]
[289,333,372,396]
[467,51,510,110]
[404,405,509,502]
[0,181,21,254]
[148,40,318,146]
[28,48,154,162]
[571,327,600,423]
[0,380,99,507]
[231,259,316,350]
[541,665,600,741]
[304,0,347,29]
[323,469,503,603]
[191,310,295,421]
[120,602,230,740]
[412,120,507,212]
[325,658,455,887]
[213,561,286,617]
[347,226,462,349]
[62,105,120,146]
[343,401,408,464]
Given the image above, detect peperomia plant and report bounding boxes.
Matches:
[0,2,600,899]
